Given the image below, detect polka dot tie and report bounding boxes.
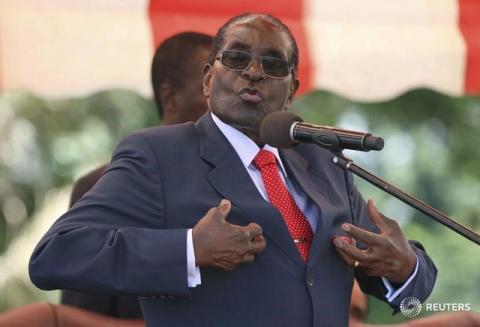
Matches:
[253,149,313,261]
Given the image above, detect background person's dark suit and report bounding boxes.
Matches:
[29,113,437,326]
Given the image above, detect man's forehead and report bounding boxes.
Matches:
[222,19,292,57]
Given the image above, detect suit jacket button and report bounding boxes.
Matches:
[307,277,314,287]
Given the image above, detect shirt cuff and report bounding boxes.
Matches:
[381,254,419,303]
[187,229,202,287]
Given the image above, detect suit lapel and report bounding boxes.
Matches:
[196,114,303,265]
[280,148,337,269]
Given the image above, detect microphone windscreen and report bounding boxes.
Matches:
[364,135,385,151]
[260,111,303,148]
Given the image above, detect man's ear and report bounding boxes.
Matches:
[203,63,213,97]
[285,78,300,109]
[159,83,176,114]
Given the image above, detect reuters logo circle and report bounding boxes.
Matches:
[400,297,422,318]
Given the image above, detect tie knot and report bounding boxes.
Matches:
[253,150,277,169]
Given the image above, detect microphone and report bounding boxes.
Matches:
[260,111,384,151]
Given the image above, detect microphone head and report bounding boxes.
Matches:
[363,135,385,151]
[260,111,303,148]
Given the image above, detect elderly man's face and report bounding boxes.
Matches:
[204,17,299,142]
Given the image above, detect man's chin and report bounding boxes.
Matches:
[229,122,259,133]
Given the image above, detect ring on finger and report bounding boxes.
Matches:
[353,260,360,268]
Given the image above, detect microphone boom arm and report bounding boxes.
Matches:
[332,154,480,246]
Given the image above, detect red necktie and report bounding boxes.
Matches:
[253,149,313,261]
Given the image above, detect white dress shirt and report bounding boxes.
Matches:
[185,112,418,302]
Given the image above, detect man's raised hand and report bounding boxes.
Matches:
[192,199,266,271]
[333,199,417,283]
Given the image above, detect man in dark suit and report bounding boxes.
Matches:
[61,31,213,318]
[30,13,437,326]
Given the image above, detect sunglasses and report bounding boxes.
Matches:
[215,49,293,78]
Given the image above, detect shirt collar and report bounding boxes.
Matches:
[210,112,288,176]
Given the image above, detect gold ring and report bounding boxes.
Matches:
[353,260,359,268]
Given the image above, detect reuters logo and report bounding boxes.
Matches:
[400,297,422,318]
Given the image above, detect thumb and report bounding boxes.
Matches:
[214,199,231,221]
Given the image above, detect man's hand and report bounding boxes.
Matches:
[192,199,266,271]
[333,199,417,283]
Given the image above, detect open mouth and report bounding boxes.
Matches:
[238,88,264,104]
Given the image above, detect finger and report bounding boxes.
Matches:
[332,239,358,266]
[367,199,388,231]
[250,236,267,253]
[334,246,356,266]
[332,235,354,246]
[242,253,255,263]
[213,199,231,221]
[341,223,383,246]
[333,238,368,262]
[252,234,264,243]
[245,223,263,239]
[214,260,235,271]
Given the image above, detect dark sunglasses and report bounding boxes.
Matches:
[215,49,293,78]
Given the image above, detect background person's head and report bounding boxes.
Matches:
[151,32,213,125]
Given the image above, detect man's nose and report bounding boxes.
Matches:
[241,57,265,81]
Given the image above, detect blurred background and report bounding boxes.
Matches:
[0,0,479,324]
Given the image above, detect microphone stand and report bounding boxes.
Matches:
[329,152,480,245]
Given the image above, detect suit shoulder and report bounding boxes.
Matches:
[122,122,197,147]
[112,122,199,165]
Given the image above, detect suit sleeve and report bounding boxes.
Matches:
[29,132,191,297]
[344,170,437,309]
